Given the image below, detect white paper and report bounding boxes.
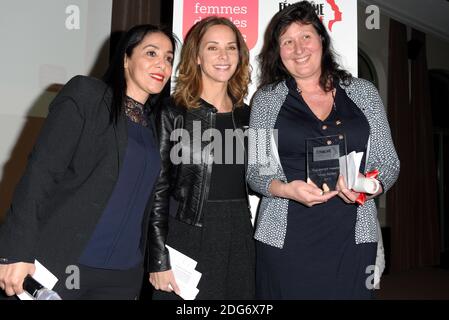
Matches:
[169,277,200,300]
[353,177,380,194]
[339,151,379,194]
[166,245,198,270]
[17,259,59,300]
[166,245,202,300]
[339,151,363,189]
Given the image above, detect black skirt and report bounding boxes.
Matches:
[256,198,377,300]
[152,199,255,300]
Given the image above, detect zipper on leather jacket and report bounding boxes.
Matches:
[195,110,215,225]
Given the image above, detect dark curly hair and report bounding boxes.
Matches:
[258,1,351,91]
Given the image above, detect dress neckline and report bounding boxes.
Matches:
[124,96,148,127]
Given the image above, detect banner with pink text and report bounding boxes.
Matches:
[172,0,358,98]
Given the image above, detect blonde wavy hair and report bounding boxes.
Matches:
[173,16,251,109]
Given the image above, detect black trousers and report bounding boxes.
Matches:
[153,199,255,300]
[54,263,144,300]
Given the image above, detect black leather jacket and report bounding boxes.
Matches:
[147,98,250,272]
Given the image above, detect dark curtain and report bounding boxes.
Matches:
[409,29,440,268]
[109,0,174,97]
[110,0,161,58]
[387,19,411,273]
[387,19,440,272]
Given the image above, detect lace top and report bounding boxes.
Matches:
[124,96,148,127]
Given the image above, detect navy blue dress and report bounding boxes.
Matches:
[256,78,377,299]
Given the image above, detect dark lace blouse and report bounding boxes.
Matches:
[124,96,149,127]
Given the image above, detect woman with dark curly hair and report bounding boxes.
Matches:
[247,1,399,299]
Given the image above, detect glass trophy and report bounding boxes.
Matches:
[306,134,347,191]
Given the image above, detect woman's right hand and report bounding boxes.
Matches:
[0,262,36,296]
[269,179,338,207]
[149,270,180,295]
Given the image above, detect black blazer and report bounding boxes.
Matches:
[0,76,157,282]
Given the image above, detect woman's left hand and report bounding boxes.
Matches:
[336,175,360,204]
[149,270,180,295]
[336,174,383,204]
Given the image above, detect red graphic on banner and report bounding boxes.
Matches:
[182,0,258,50]
[326,0,342,31]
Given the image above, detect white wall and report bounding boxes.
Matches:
[0,0,112,216]
[0,0,112,118]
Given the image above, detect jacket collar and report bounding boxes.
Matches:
[199,98,218,113]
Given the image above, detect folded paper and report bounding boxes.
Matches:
[339,151,379,194]
[166,245,202,300]
[17,260,59,300]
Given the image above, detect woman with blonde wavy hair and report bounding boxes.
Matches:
[148,16,254,300]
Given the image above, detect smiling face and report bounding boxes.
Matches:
[124,32,174,103]
[197,24,239,86]
[279,22,323,82]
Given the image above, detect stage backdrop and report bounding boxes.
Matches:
[172,0,358,219]
[172,0,357,97]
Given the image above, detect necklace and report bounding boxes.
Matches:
[296,86,337,111]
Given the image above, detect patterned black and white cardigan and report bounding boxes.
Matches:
[247,77,400,248]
